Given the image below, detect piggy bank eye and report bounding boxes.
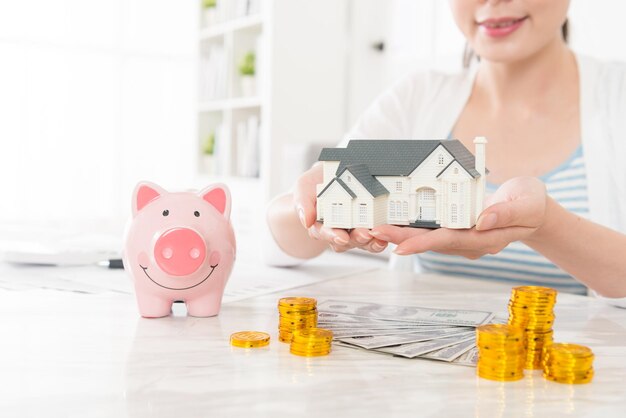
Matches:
[194,211,200,217]
[162,210,169,216]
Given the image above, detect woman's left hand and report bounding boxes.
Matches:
[370,177,549,259]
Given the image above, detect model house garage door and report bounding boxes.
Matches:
[416,188,436,221]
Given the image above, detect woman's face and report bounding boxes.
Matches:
[449,0,570,63]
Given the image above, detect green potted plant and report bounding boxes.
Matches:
[202,0,218,27]
[201,130,216,175]
[239,51,256,97]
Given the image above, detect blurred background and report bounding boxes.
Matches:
[0,0,624,250]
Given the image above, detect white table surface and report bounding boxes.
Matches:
[1,263,625,418]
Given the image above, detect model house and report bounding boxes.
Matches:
[316,137,487,229]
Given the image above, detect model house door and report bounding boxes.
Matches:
[417,188,436,220]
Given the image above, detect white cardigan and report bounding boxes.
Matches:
[346,54,626,235]
[266,54,626,306]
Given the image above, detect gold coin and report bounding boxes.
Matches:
[278,297,317,308]
[512,286,557,297]
[230,331,271,348]
[290,348,332,357]
[477,324,524,338]
[543,370,594,384]
[292,328,333,341]
[546,343,594,358]
[477,369,525,382]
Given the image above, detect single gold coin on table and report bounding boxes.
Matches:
[230,331,271,348]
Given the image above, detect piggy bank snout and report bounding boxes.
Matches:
[154,228,206,277]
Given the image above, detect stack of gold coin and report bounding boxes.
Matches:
[230,331,271,348]
[278,297,318,343]
[290,328,333,357]
[543,343,594,384]
[508,286,557,369]
[476,324,526,381]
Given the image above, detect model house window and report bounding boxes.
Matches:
[359,204,367,224]
[402,201,408,218]
[346,176,351,182]
[396,181,402,192]
[451,183,458,193]
[422,189,435,201]
[451,204,458,223]
[331,203,343,223]
[453,167,459,175]
[459,204,464,222]
[389,201,402,218]
[438,154,444,165]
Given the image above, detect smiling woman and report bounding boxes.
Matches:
[266,0,626,305]
[450,0,571,64]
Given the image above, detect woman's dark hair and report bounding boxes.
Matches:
[463,19,569,68]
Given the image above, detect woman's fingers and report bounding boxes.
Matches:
[293,164,323,228]
[309,224,388,254]
[370,224,431,245]
[316,226,350,246]
[394,226,533,255]
[367,239,388,253]
[477,177,547,231]
[477,198,545,231]
[349,228,373,245]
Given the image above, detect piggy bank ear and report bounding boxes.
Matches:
[132,182,167,217]
[200,184,231,219]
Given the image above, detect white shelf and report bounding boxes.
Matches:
[197,0,349,201]
[199,14,263,41]
[199,96,262,112]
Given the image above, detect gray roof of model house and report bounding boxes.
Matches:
[317,177,357,199]
[317,139,485,198]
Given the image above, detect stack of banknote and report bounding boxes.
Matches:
[318,300,503,366]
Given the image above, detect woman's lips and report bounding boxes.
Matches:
[477,16,528,38]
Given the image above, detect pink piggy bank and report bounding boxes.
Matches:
[123,181,236,318]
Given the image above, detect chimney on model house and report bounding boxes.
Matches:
[473,136,487,221]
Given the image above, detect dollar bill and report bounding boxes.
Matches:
[330,328,427,339]
[318,312,451,327]
[318,300,494,327]
[337,327,473,349]
[419,338,476,362]
[320,322,454,331]
[374,332,476,358]
[333,337,479,366]
[451,347,479,367]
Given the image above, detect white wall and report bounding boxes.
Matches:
[345,0,465,128]
[0,0,197,223]
[568,1,626,62]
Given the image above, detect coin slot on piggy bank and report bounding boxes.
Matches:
[123,181,236,318]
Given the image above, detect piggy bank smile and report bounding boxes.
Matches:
[138,247,222,291]
[139,264,219,291]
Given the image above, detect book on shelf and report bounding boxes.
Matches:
[235,115,260,177]
[235,0,262,18]
[199,44,227,102]
[211,122,231,176]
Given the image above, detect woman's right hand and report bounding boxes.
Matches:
[293,163,389,254]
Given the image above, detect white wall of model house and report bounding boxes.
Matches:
[317,138,487,230]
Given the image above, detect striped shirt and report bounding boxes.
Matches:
[416,146,589,295]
